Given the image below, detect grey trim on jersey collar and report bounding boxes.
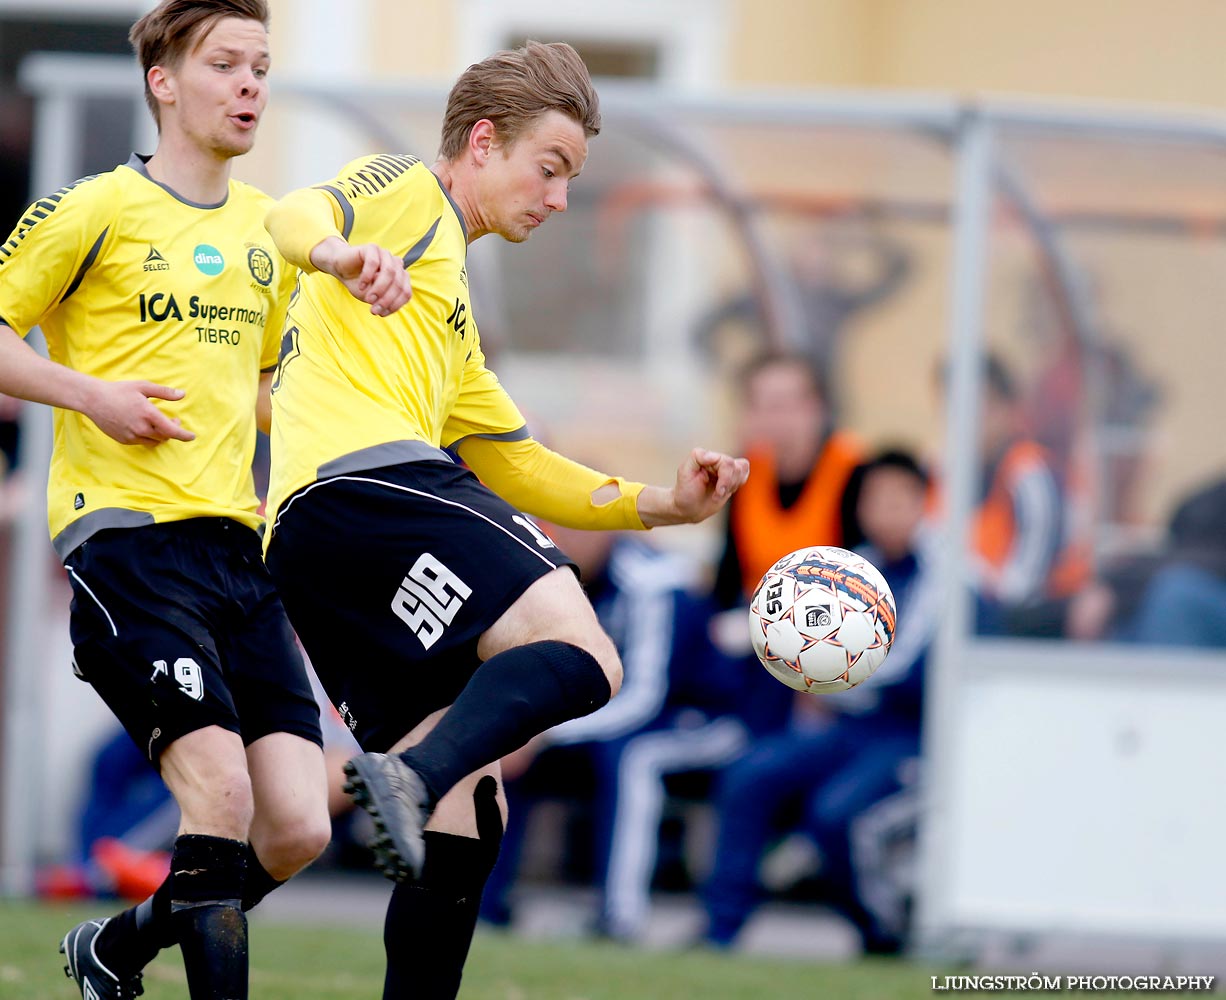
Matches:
[124,153,230,210]
[430,169,468,244]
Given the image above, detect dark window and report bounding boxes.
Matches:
[0,16,134,230]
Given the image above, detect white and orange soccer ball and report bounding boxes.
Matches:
[749,545,897,694]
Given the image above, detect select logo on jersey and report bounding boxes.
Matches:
[143,245,170,272]
[391,553,472,650]
[73,492,85,511]
[247,246,274,287]
[193,244,225,275]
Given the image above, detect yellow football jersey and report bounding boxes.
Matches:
[265,155,527,525]
[0,155,294,556]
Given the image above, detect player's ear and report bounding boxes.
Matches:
[469,119,497,163]
[147,65,176,108]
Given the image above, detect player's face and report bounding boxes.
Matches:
[162,17,270,159]
[483,110,588,243]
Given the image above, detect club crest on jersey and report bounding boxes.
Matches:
[143,245,170,272]
[193,244,225,276]
[247,246,274,287]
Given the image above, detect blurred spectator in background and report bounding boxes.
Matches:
[479,524,750,942]
[964,354,1087,636]
[1131,476,1226,647]
[698,448,939,956]
[695,222,910,418]
[708,350,864,735]
[1067,475,1226,648]
[713,351,864,612]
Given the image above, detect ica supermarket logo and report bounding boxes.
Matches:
[193,244,225,276]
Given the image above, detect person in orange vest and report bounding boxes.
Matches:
[709,351,865,731]
[970,354,1087,635]
[713,351,864,610]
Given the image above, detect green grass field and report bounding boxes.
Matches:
[0,898,946,1000]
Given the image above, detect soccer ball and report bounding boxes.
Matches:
[749,545,896,694]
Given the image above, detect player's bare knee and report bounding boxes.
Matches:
[178,769,255,840]
[258,812,331,878]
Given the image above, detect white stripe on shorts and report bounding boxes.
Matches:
[272,474,560,569]
[64,564,120,637]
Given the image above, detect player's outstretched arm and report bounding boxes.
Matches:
[0,323,194,445]
[635,447,750,527]
[309,236,412,318]
[457,436,748,532]
[265,188,411,317]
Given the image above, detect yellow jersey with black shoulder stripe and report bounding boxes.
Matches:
[265,154,527,527]
[0,154,295,556]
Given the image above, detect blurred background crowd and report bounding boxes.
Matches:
[3,0,1226,970]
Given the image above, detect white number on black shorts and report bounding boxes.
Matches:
[512,514,556,549]
[151,657,205,701]
[391,553,473,650]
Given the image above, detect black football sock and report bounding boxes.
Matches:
[382,777,503,1000]
[399,640,610,806]
[168,834,249,1000]
[94,875,177,976]
[240,844,284,912]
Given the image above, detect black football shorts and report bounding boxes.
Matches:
[265,460,576,753]
[65,517,323,761]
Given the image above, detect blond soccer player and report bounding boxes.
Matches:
[261,41,749,998]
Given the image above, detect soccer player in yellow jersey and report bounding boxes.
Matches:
[0,3,330,999]
[262,41,750,997]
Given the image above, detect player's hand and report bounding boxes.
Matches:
[83,380,195,445]
[312,237,411,317]
[638,447,750,527]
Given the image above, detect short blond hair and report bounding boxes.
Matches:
[439,41,601,160]
[130,0,270,127]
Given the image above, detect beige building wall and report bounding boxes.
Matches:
[268,0,1226,110]
[730,0,1226,112]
